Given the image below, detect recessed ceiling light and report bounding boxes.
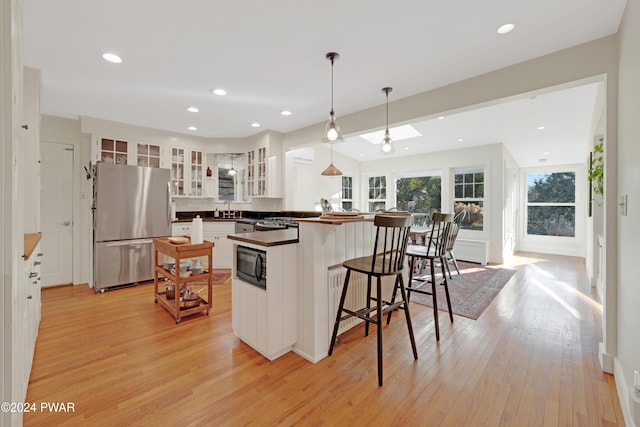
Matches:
[280,110,292,116]
[251,122,261,128]
[360,124,422,144]
[187,126,197,131]
[457,138,464,142]
[210,88,226,96]
[537,126,545,130]
[497,22,516,35]
[437,116,445,120]
[404,147,409,150]
[186,106,199,113]
[101,52,123,64]
[543,151,550,155]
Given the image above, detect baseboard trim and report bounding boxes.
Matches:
[599,341,614,373]
[614,358,640,427]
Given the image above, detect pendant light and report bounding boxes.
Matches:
[381,87,394,153]
[322,52,343,143]
[228,154,236,176]
[321,142,342,176]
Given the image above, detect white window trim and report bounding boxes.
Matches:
[452,166,487,238]
[518,165,585,257]
[366,174,388,212]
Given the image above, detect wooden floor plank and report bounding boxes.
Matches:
[24,253,625,426]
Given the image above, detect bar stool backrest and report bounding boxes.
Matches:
[425,212,455,257]
[372,214,413,274]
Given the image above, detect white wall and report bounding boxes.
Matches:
[285,144,360,211]
[502,147,519,262]
[616,0,640,424]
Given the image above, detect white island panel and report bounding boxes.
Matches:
[294,219,379,363]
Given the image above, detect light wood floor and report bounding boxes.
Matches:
[25,253,624,426]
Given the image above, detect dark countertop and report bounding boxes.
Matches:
[227,229,299,247]
[294,215,374,225]
[173,217,258,224]
[174,210,321,223]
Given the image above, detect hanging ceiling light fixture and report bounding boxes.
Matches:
[381,87,395,153]
[322,52,343,143]
[228,154,237,176]
[321,142,342,176]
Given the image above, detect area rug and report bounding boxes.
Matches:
[210,270,232,285]
[409,261,515,320]
[191,269,231,286]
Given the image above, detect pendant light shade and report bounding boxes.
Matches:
[321,142,342,176]
[322,52,343,143]
[381,87,394,153]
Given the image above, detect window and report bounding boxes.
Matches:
[526,172,575,237]
[368,176,386,212]
[136,143,160,167]
[217,154,237,201]
[395,173,441,215]
[341,176,353,211]
[453,167,484,230]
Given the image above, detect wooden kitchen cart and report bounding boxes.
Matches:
[153,237,214,324]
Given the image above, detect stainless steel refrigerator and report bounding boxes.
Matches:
[93,162,172,292]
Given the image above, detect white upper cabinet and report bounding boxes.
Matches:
[246,131,282,198]
[22,67,41,233]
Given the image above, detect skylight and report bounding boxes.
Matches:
[359,124,422,144]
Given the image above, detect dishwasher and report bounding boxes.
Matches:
[235,221,255,233]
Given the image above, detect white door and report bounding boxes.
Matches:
[40,142,74,286]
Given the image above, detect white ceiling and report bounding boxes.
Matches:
[22,0,626,166]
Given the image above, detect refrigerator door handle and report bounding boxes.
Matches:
[167,181,172,226]
[105,239,154,247]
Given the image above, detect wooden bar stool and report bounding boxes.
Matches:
[395,212,455,341]
[328,213,418,386]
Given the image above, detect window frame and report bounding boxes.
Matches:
[393,170,442,214]
[341,176,354,211]
[518,165,585,257]
[452,167,485,232]
[525,171,577,238]
[367,175,387,212]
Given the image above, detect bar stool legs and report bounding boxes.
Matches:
[404,253,453,341]
[329,271,418,386]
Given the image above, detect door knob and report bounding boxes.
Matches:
[58,221,72,226]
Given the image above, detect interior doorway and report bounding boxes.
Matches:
[40,141,74,286]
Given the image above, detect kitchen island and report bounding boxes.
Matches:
[227,215,397,363]
[227,229,299,361]
[293,215,385,363]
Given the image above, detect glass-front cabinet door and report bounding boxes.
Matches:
[190,149,203,197]
[171,147,186,196]
[247,146,267,196]
[100,138,128,165]
[137,143,161,168]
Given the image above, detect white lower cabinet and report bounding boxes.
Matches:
[14,243,42,408]
[231,242,297,360]
[172,221,234,269]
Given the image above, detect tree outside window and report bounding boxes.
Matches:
[368,176,386,212]
[395,174,441,215]
[453,168,484,230]
[526,172,575,237]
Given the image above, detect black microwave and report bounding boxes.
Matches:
[236,246,267,289]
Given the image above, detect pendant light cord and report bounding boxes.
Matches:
[330,56,335,119]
